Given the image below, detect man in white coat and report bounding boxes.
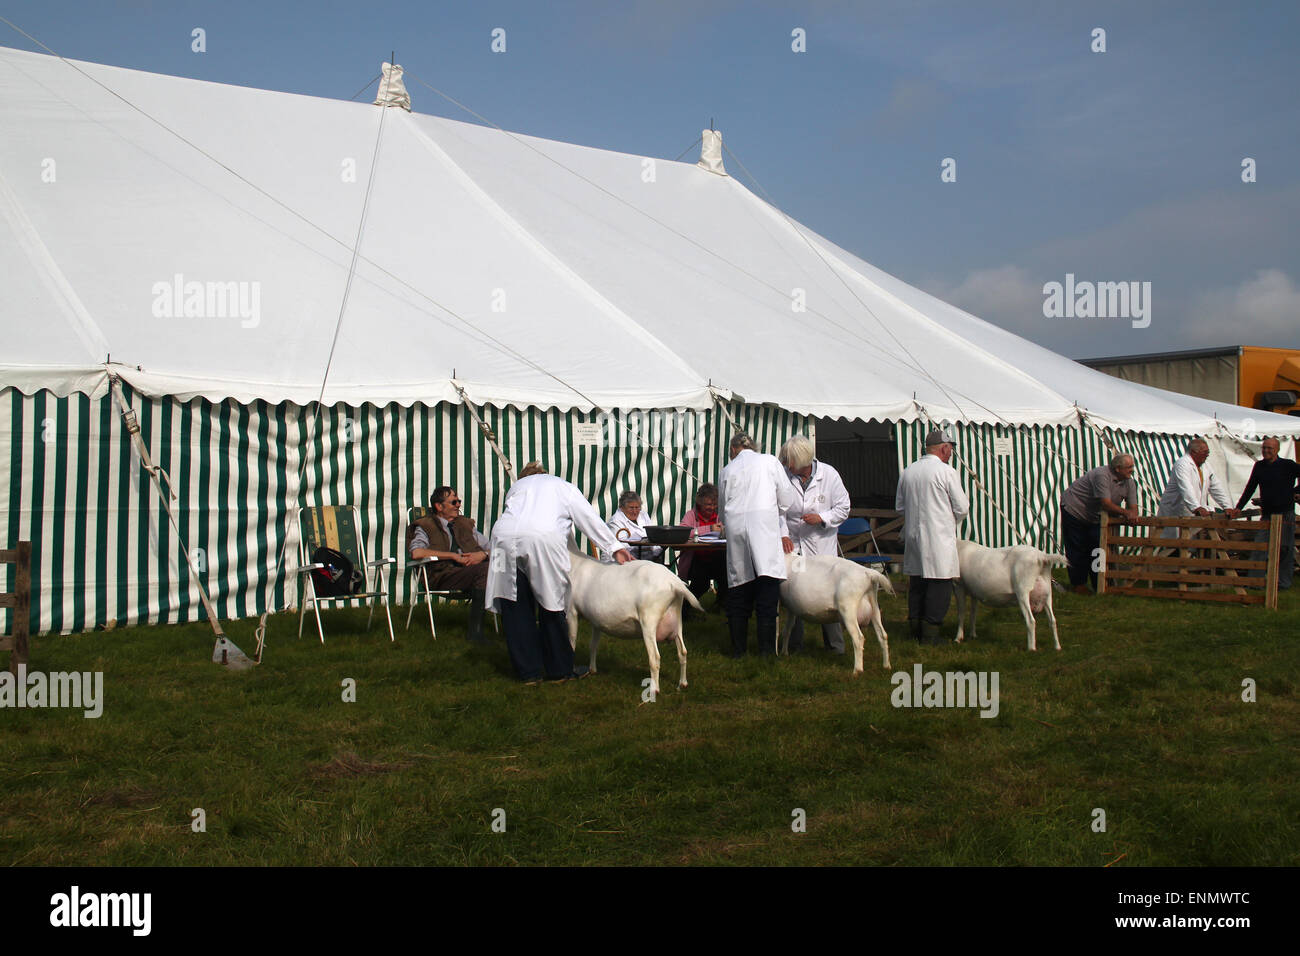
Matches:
[486,463,632,683]
[778,434,852,654]
[1156,438,1239,538]
[895,428,970,646]
[718,433,797,657]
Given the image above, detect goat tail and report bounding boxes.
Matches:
[676,578,706,613]
[1042,552,1068,570]
[865,566,896,597]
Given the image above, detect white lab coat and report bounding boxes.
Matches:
[783,460,851,557]
[718,449,797,586]
[895,454,970,578]
[603,509,662,561]
[1156,454,1234,539]
[486,474,629,613]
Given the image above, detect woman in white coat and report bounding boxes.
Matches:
[486,463,632,683]
[603,490,663,562]
[778,435,852,654]
[718,433,796,657]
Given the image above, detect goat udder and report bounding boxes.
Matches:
[1028,578,1049,613]
[655,607,679,642]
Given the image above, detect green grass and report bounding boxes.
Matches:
[2,582,1298,866]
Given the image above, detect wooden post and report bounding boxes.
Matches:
[1205,526,1245,595]
[2,541,31,674]
[1265,514,1282,610]
[1176,525,1191,591]
[1097,512,1108,594]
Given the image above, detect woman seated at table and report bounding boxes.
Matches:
[603,490,663,562]
[678,482,727,610]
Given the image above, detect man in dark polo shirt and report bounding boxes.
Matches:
[1060,453,1140,594]
[407,486,490,643]
[1235,437,1300,590]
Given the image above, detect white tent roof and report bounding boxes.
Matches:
[3,46,1297,438]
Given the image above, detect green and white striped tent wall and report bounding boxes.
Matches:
[896,420,1185,552]
[0,383,810,636]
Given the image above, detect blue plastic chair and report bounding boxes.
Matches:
[837,516,893,566]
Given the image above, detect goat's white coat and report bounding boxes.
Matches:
[778,553,894,672]
[566,550,702,696]
[953,540,1066,651]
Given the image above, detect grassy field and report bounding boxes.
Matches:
[2,581,1298,866]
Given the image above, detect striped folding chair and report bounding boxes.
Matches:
[297,505,396,643]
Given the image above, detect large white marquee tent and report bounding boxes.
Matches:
[2,46,1296,635]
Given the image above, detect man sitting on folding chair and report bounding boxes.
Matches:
[406,486,490,645]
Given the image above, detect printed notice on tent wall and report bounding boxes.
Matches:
[573,423,604,446]
[994,437,1013,457]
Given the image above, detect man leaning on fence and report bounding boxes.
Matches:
[1156,438,1240,539]
[407,486,491,644]
[1234,436,1300,591]
[1060,453,1139,595]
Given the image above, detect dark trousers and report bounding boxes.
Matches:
[1255,511,1297,590]
[499,568,573,681]
[726,576,781,656]
[787,619,844,653]
[1062,509,1100,589]
[686,549,728,607]
[425,562,488,642]
[907,577,954,627]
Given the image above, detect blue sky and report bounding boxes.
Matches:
[4,0,1297,359]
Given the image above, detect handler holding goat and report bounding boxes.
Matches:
[895,428,970,646]
[778,434,851,654]
[486,463,633,684]
[718,433,796,657]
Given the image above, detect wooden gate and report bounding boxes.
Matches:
[1098,514,1282,609]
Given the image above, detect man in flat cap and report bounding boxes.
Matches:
[895,427,970,645]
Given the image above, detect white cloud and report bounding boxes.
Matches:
[921,264,1044,335]
[1183,269,1300,347]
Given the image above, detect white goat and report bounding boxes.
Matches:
[954,540,1067,652]
[778,553,894,673]
[566,550,703,697]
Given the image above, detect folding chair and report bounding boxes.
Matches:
[403,506,496,639]
[297,505,396,643]
[837,516,894,568]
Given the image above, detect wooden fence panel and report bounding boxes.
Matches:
[1098,515,1280,609]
